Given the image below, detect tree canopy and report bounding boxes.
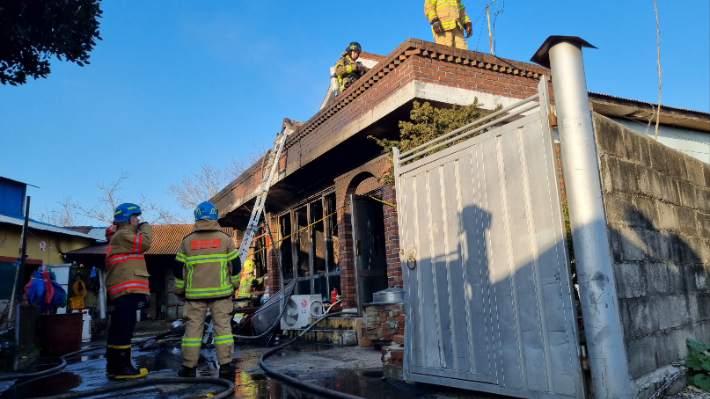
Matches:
[0,0,103,85]
[370,99,499,185]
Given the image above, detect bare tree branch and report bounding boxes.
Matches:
[76,171,131,223]
[37,196,82,227]
[653,0,662,141]
[168,146,267,210]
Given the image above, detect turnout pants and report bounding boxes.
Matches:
[181,297,234,367]
[108,294,147,345]
[431,26,468,50]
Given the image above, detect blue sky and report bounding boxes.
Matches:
[1,1,708,225]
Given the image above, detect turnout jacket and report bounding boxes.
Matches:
[105,222,153,300]
[334,53,366,92]
[173,219,241,300]
[424,0,471,32]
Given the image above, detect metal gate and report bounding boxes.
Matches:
[393,77,585,399]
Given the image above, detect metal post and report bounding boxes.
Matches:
[531,36,634,398]
[98,268,107,320]
[485,4,494,56]
[8,196,30,323]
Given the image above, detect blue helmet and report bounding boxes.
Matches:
[114,203,142,223]
[195,201,218,220]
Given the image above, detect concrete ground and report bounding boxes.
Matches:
[0,336,513,399]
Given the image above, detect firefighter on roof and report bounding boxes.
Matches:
[173,201,241,377]
[105,203,152,380]
[334,41,368,93]
[425,0,473,49]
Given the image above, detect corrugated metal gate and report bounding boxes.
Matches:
[393,77,585,399]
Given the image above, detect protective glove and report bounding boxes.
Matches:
[355,62,366,75]
[464,22,473,38]
[431,17,444,34]
[251,279,259,286]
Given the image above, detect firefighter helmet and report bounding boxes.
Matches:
[113,203,141,223]
[194,201,218,220]
[345,41,362,54]
[105,225,117,240]
[243,259,255,271]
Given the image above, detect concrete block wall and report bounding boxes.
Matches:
[593,113,710,396]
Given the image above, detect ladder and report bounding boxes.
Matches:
[238,119,296,261]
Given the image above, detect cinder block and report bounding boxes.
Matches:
[614,263,647,298]
[617,227,647,262]
[697,293,710,321]
[594,116,628,158]
[604,193,635,227]
[697,212,710,240]
[676,207,699,237]
[623,128,652,166]
[626,336,658,379]
[656,295,689,330]
[685,157,706,186]
[645,263,671,295]
[655,202,678,233]
[696,188,710,214]
[666,150,689,182]
[687,293,700,322]
[648,139,673,177]
[677,181,697,209]
[637,167,652,195]
[687,237,708,265]
[624,298,658,337]
[633,196,659,229]
[650,172,680,205]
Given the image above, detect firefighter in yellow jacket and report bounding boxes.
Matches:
[425,0,473,49]
[173,201,241,377]
[334,42,368,94]
[105,203,152,379]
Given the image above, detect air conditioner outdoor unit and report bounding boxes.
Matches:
[280,295,323,331]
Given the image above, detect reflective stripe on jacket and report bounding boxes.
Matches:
[334,54,365,92]
[424,0,471,31]
[173,219,240,300]
[105,222,153,301]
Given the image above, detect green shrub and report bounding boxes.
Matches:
[686,338,710,391]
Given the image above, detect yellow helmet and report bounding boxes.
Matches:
[243,259,255,271]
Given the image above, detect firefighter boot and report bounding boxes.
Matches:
[105,346,117,379]
[113,347,148,379]
[178,365,197,377]
[219,362,237,375]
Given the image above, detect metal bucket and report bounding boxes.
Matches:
[372,287,405,304]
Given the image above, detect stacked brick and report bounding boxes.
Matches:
[382,185,402,287]
[363,303,404,341]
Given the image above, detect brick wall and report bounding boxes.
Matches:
[363,303,405,341]
[593,113,710,397]
[333,156,391,309]
[213,38,550,218]
[382,185,402,287]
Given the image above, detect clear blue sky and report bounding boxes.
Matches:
[2,1,708,225]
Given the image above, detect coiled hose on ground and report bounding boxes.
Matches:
[0,344,234,399]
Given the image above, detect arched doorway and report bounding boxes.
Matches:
[348,173,388,313]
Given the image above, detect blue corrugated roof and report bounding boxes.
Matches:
[0,212,95,239]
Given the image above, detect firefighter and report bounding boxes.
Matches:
[236,259,263,299]
[173,201,241,377]
[424,0,473,50]
[233,259,264,324]
[105,203,152,379]
[334,42,368,94]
